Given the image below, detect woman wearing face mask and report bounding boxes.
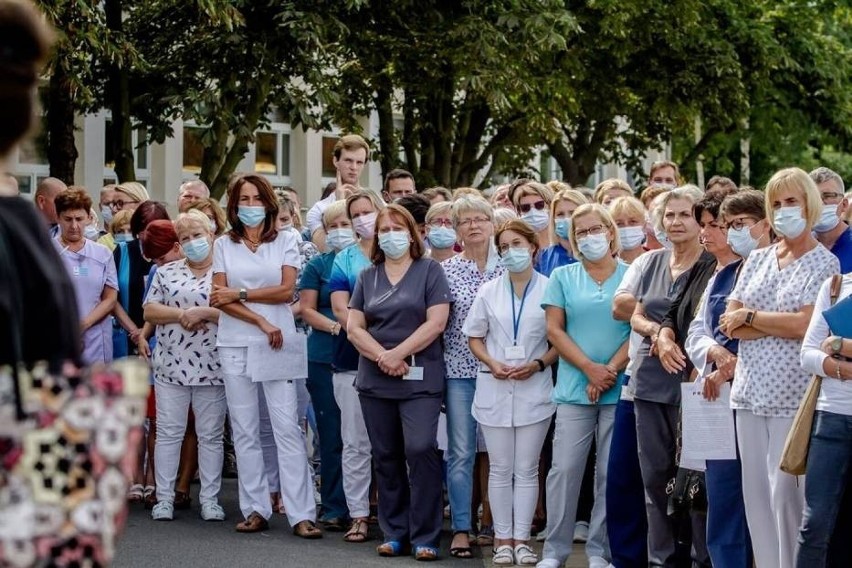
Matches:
[425,201,457,263]
[210,173,321,538]
[537,205,630,568]
[678,190,768,568]
[328,189,385,543]
[347,204,451,560]
[629,186,711,567]
[99,209,133,251]
[511,180,554,251]
[609,196,648,264]
[297,200,353,533]
[463,219,557,566]
[719,168,839,568]
[535,189,588,277]
[188,197,227,237]
[440,196,504,557]
[53,188,119,365]
[142,212,227,523]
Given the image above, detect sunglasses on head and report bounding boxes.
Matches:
[518,200,546,214]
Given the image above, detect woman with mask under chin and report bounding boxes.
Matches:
[719,168,839,568]
[535,189,589,277]
[510,180,554,252]
[210,173,321,538]
[297,199,353,532]
[347,204,451,560]
[328,189,385,544]
[464,218,557,566]
[143,211,227,523]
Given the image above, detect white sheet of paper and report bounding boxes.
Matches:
[681,382,736,465]
[248,333,308,382]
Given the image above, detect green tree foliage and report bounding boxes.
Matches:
[129,0,352,198]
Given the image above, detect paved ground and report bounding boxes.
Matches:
[114,479,591,567]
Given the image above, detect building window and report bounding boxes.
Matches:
[255,132,278,175]
[104,119,150,179]
[321,136,339,178]
[18,128,48,166]
[183,126,205,174]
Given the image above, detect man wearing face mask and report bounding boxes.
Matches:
[810,167,852,273]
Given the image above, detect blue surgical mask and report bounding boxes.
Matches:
[521,208,550,232]
[84,225,100,241]
[326,228,356,251]
[727,225,759,258]
[114,233,133,244]
[555,218,571,240]
[577,233,610,261]
[100,205,113,226]
[182,236,211,262]
[618,226,645,250]
[813,203,840,233]
[428,226,457,249]
[500,247,532,273]
[237,206,267,228]
[654,226,673,249]
[378,230,411,259]
[774,206,807,239]
[279,222,294,231]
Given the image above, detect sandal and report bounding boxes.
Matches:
[321,517,347,532]
[235,512,269,533]
[414,545,439,561]
[293,519,323,539]
[343,518,370,543]
[474,525,494,547]
[270,492,284,515]
[449,531,473,559]
[377,540,407,557]
[492,545,514,565]
[513,543,538,566]
[174,491,192,511]
[127,484,144,503]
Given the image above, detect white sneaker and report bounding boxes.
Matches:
[200,501,226,521]
[588,556,611,568]
[535,559,562,568]
[151,501,174,521]
[573,520,589,543]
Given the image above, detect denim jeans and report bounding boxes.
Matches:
[445,378,477,532]
[797,410,852,567]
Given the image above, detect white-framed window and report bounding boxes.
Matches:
[182,124,205,176]
[254,122,291,185]
[103,116,151,185]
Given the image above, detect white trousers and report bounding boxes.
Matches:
[480,418,551,540]
[257,381,312,491]
[736,409,804,568]
[154,381,227,505]
[219,347,316,525]
[542,404,614,563]
[332,371,371,518]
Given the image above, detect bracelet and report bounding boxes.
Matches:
[837,359,843,381]
[535,358,546,372]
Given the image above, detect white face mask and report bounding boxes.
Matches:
[84,225,100,241]
[813,203,840,233]
[618,226,645,250]
[577,233,610,261]
[654,226,673,249]
[727,225,759,258]
[521,208,550,232]
[774,206,807,239]
[353,212,377,239]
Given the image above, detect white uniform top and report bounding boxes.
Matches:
[614,250,655,400]
[462,272,555,428]
[212,230,301,347]
[305,193,336,236]
[801,274,852,416]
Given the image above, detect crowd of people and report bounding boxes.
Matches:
[3,2,851,568]
[27,129,852,567]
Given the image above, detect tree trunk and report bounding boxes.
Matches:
[374,76,398,178]
[105,0,135,183]
[46,62,77,184]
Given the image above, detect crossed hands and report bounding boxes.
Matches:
[702,346,736,401]
[719,308,750,338]
[487,359,539,381]
[377,349,410,377]
[584,362,618,403]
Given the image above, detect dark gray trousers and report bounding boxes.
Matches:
[359,394,443,548]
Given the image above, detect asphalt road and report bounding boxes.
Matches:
[113,479,589,567]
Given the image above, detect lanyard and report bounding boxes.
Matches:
[510,276,533,346]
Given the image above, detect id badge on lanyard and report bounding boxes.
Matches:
[403,355,424,381]
[506,277,532,360]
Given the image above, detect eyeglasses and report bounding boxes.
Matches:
[518,200,546,214]
[110,199,139,209]
[821,192,844,204]
[726,217,758,231]
[457,217,490,227]
[574,224,607,239]
[428,219,453,228]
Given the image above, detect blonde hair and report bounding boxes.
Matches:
[321,200,347,229]
[546,180,572,193]
[511,181,554,208]
[110,209,132,234]
[174,209,212,237]
[550,189,588,243]
[608,196,646,222]
[188,198,227,236]
[593,178,632,204]
[451,195,493,227]
[114,181,149,203]
[493,207,518,228]
[569,203,622,259]
[425,201,453,224]
[765,167,822,232]
[452,187,481,200]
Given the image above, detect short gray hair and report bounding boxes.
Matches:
[809,167,845,193]
[451,196,493,228]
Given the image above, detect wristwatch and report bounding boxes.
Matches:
[744,310,755,326]
[239,288,248,302]
[830,335,843,355]
[535,359,546,372]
